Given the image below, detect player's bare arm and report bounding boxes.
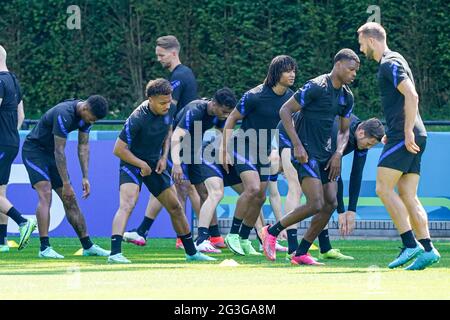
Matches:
[397,78,420,154]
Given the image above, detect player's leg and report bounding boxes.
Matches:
[124,164,190,246]
[21,148,59,256]
[289,181,337,265]
[198,179,223,247]
[312,182,354,261]
[173,181,191,249]
[0,187,28,228]
[129,157,186,242]
[0,147,36,251]
[268,150,283,234]
[204,179,221,245]
[187,183,201,219]
[194,181,223,247]
[252,212,268,254]
[398,174,429,240]
[262,176,324,261]
[398,174,440,270]
[316,177,340,260]
[376,167,424,268]
[226,169,265,255]
[239,179,268,256]
[124,193,162,246]
[194,177,224,253]
[157,185,215,261]
[0,185,9,252]
[316,176,343,255]
[54,187,110,257]
[33,181,63,258]
[108,182,140,263]
[281,148,301,256]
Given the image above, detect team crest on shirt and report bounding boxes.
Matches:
[325,137,332,152]
[163,114,171,125]
[309,159,317,168]
[339,94,346,105]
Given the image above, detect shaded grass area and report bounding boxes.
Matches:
[1,238,449,299]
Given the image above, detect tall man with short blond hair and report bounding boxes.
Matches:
[357,22,440,270]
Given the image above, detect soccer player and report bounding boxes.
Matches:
[123,88,236,249]
[221,55,297,256]
[0,45,36,252]
[277,113,384,260]
[22,95,110,258]
[262,49,359,265]
[357,22,441,270]
[108,78,214,263]
[133,35,201,249]
[170,88,237,253]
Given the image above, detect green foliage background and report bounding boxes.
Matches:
[1,0,449,120]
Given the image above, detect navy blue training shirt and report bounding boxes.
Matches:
[170,64,198,115]
[0,71,22,147]
[378,50,426,140]
[24,99,92,153]
[118,101,177,164]
[294,74,354,162]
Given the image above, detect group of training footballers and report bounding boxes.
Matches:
[0,22,440,270]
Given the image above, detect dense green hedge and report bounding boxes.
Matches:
[1,0,449,120]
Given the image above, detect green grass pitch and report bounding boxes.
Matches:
[1,238,449,300]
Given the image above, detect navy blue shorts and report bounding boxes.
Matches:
[378,136,426,175]
[231,141,271,182]
[22,144,64,190]
[189,159,242,187]
[293,157,334,185]
[119,161,173,197]
[0,146,18,185]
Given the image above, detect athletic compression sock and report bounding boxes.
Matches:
[230,217,243,234]
[80,236,94,250]
[137,217,154,238]
[418,238,433,252]
[6,207,27,226]
[287,229,298,254]
[295,238,313,256]
[110,235,123,255]
[268,221,285,237]
[318,229,332,254]
[208,224,221,237]
[238,223,252,240]
[0,224,6,245]
[40,236,50,251]
[179,232,197,256]
[400,230,417,248]
[196,227,210,246]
